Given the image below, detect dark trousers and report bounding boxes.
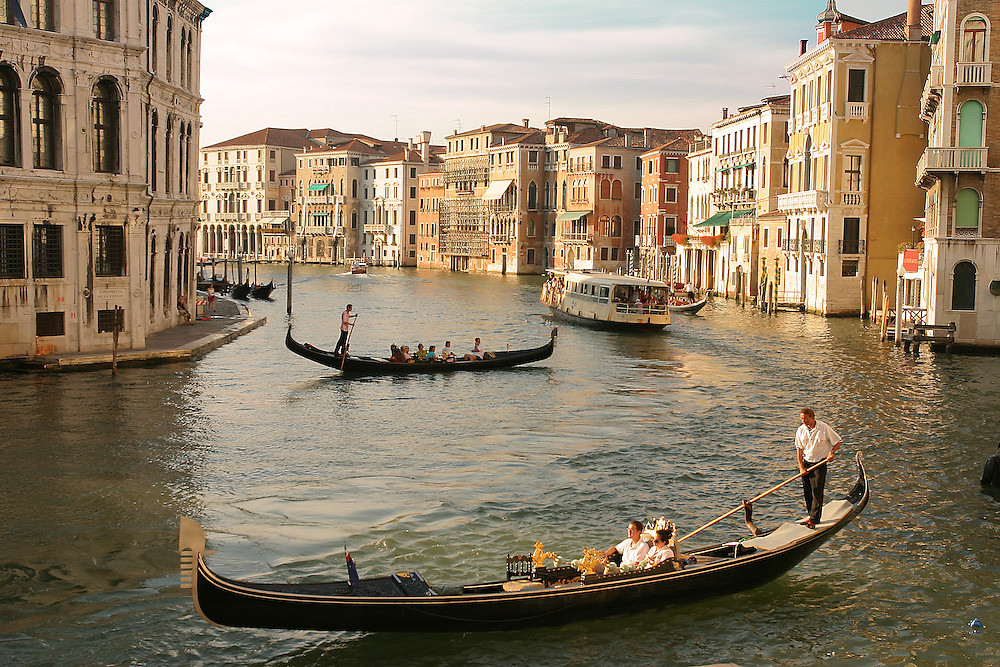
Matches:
[801,461,827,523]
[334,329,349,355]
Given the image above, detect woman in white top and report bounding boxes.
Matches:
[604,520,649,567]
[644,528,677,569]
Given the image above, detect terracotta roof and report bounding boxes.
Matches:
[450,122,538,138]
[833,4,932,41]
[204,127,316,150]
[503,130,547,145]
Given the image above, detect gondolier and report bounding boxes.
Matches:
[334,304,356,356]
[795,407,842,529]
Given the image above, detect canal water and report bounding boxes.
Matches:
[2,265,999,666]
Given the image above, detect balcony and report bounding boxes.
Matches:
[841,192,864,207]
[957,62,992,86]
[839,239,866,255]
[363,223,393,235]
[778,189,829,212]
[920,65,944,120]
[711,187,756,208]
[845,102,869,120]
[916,146,988,186]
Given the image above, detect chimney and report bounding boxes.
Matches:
[800,39,809,56]
[722,107,729,120]
[522,118,529,128]
[420,130,431,165]
[906,0,921,41]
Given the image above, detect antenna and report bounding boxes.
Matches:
[453,118,462,133]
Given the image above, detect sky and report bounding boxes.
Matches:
[198,0,916,147]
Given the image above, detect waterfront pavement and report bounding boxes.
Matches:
[15,297,266,372]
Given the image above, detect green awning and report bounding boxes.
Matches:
[310,212,329,217]
[556,210,591,222]
[693,211,733,228]
[308,183,329,191]
[732,209,753,218]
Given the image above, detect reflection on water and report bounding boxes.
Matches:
[2,265,1000,665]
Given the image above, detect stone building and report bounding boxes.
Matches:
[0,0,210,360]
[417,169,444,268]
[779,1,930,315]
[912,0,1000,346]
[198,127,315,262]
[636,137,704,282]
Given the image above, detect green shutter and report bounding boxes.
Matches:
[955,188,980,228]
[958,101,984,147]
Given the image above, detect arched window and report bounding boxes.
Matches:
[962,16,988,62]
[952,261,977,310]
[958,100,985,147]
[150,109,158,191]
[599,179,611,199]
[92,79,120,173]
[165,16,173,82]
[31,71,60,170]
[611,215,623,238]
[151,7,159,72]
[955,188,981,234]
[611,179,623,200]
[561,180,567,208]
[527,182,537,209]
[179,28,187,88]
[544,181,550,208]
[0,66,20,167]
[352,179,357,197]
[164,117,172,190]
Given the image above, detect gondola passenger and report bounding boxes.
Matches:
[463,338,484,361]
[604,520,649,567]
[644,527,680,569]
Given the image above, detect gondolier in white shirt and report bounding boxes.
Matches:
[795,407,842,529]
[334,304,356,356]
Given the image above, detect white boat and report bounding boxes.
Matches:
[540,270,671,330]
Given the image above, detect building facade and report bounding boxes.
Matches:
[778,1,930,315]
[0,0,209,359]
[912,0,1000,346]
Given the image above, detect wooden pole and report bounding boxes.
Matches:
[677,460,829,544]
[111,305,122,375]
[340,314,358,370]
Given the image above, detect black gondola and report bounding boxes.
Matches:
[179,454,869,632]
[285,327,557,374]
[668,298,709,315]
[250,280,275,300]
[231,283,251,300]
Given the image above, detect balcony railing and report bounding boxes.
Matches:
[845,102,869,119]
[839,239,866,255]
[785,238,799,252]
[711,188,756,207]
[957,62,992,85]
[778,189,829,212]
[916,146,988,184]
[841,192,864,206]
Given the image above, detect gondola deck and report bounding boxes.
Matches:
[179,454,869,632]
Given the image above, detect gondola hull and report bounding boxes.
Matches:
[285,328,557,374]
[668,298,708,315]
[180,456,869,632]
[250,281,275,300]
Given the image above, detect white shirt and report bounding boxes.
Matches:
[795,419,842,463]
[615,538,650,566]
[645,544,672,568]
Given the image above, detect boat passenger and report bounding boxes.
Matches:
[604,520,649,567]
[440,341,455,362]
[426,345,437,361]
[415,343,428,361]
[389,344,405,362]
[463,337,484,361]
[401,345,413,362]
[644,527,679,569]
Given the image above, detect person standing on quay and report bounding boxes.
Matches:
[795,407,842,529]
[334,304,356,356]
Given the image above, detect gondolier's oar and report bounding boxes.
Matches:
[677,459,830,544]
[340,314,358,371]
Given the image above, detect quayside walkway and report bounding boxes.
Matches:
[9,297,265,372]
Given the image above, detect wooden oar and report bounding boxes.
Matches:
[340,314,358,371]
[677,459,829,544]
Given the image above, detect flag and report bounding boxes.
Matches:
[345,549,360,589]
[11,1,27,27]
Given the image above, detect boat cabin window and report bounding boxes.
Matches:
[598,286,610,303]
[614,286,629,302]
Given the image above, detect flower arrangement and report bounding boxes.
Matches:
[570,548,608,575]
